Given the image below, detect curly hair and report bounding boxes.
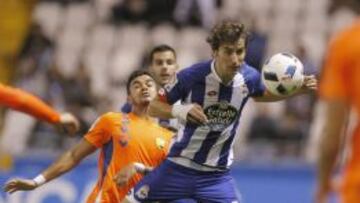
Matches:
[206,21,249,51]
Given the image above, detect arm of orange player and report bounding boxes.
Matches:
[3,114,112,193]
[315,100,349,203]
[113,162,154,187]
[3,139,97,193]
[0,84,79,134]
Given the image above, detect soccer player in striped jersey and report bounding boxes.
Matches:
[3,70,174,203]
[132,21,317,202]
[121,44,179,132]
[0,83,79,134]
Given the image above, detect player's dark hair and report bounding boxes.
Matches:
[126,70,154,94]
[148,44,177,64]
[206,20,249,51]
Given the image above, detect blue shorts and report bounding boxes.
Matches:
[133,159,241,203]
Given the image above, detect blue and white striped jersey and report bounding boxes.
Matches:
[165,60,265,170]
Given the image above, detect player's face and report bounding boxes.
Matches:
[213,38,246,78]
[128,75,157,105]
[149,51,178,87]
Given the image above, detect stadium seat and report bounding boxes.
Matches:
[63,3,94,31]
[32,2,63,39]
[150,24,177,47]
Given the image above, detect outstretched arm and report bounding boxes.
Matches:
[315,100,349,203]
[3,139,96,193]
[0,84,80,134]
[113,162,154,187]
[148,95,208,125]
[254,75,317,102]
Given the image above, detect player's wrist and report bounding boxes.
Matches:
[171,104,194,121]
[33,174,46,187]
[133,162,153,175]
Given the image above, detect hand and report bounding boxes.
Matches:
[113,164,137,187]
[3,178,38,194]
[300,75,317,93]
[57,113,80,135]
[187,104,208,125]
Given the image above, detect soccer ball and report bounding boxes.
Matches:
[261,53,304,96]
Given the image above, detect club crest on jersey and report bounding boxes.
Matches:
[155,137,166,149]
[204,101,238,132]
[135,185,150,200]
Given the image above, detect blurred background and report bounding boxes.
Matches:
[0,0,357,202]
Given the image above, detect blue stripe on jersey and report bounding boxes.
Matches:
[193,83,234,164]
[217,96,249,166]
[100,139,113,186]
[169,123,197,157]
[241,63,265,97]
[166,60,212,104]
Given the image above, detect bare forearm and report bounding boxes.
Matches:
[148,99,173,119]
[39,139,96,184]
[41,151,81,182]
[318,130,341,188]
[317,101,348,189]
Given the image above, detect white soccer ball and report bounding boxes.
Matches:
[261,53,304,96]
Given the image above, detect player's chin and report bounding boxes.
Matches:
[159,78,170,85]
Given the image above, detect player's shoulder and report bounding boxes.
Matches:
[178,60,212,79]
[240,63,260,80]
[331,21,360,47]
[99,112,124,124]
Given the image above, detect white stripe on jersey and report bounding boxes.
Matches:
[180,73,219,159]
[204,74,248,166]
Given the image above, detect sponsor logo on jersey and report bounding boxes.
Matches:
[204,101,238,131]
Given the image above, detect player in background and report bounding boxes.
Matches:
[131,20,317,202]
[0,83,79,134]
[3,70,174,203]
[121,44,179,132]
[315,0,360,202]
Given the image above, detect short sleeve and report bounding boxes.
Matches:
[164,71,191,104]
[243,65,265,97]
[84,113,113,148]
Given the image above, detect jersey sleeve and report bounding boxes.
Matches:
[243,65,265,97]
[319,35,350,101]
[0,84,60,123]
[163,70,192,104]
[84,113,114,148]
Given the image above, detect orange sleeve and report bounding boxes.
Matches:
[319,34,351,101]
[84,113,114,148]
[0,83,60,123]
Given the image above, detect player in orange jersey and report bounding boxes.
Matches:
[0,83,79,134]
[315,0,360,203]
[3,70,173,203]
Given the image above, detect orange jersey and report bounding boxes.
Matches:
[0,83,60,123]
[319,19,360,201]
[84,112,173,203]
